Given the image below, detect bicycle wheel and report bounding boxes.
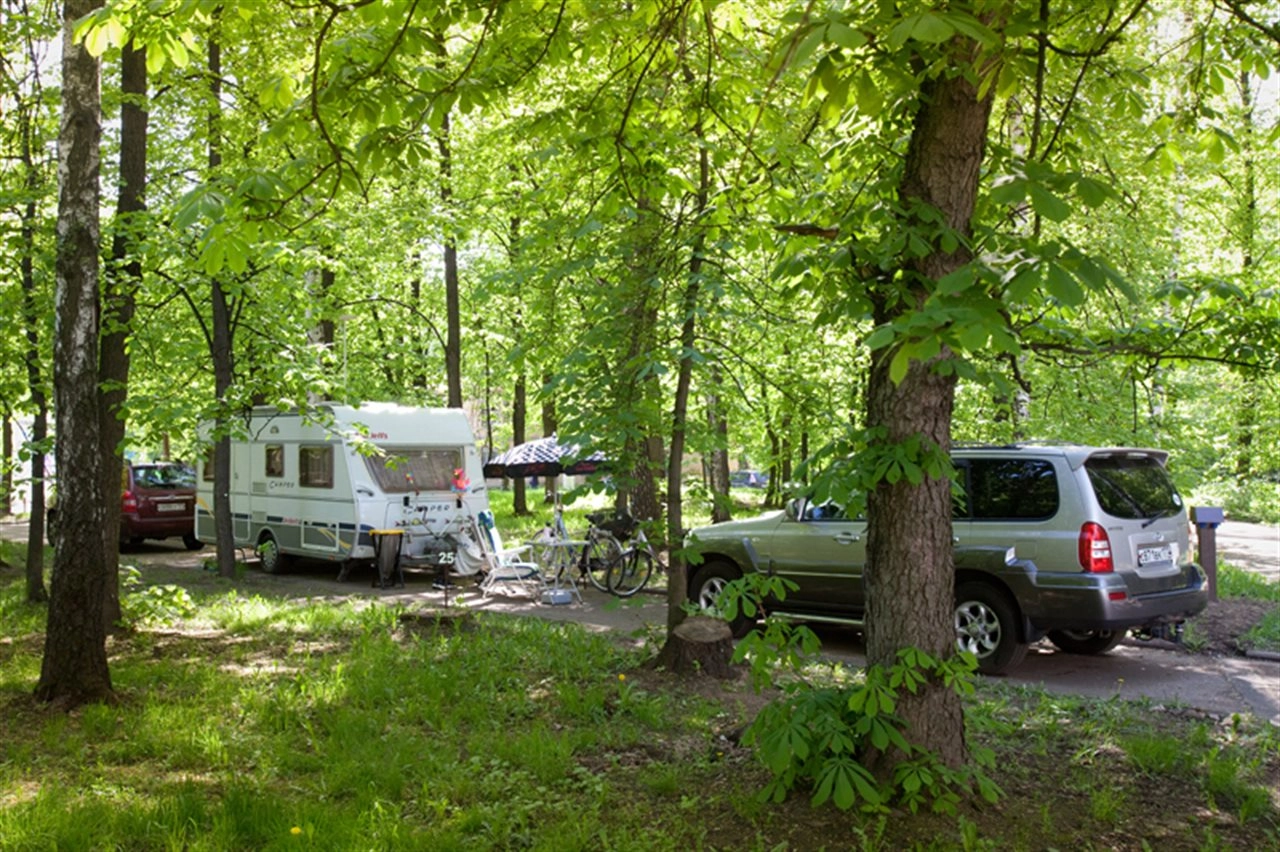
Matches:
[584,534,622,592]
[608,548,654,597]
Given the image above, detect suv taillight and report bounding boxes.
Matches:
[122,490,138,513]
[1078,522,1113,573]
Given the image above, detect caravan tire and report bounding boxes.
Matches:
[257,534,289,574]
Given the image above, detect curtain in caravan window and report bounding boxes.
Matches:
[365,447,461,493]
[299,445,335,488]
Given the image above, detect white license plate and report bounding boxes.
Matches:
[157,503,185,513]
[1138,544,1173,566]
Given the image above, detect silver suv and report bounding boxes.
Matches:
[685,444,1208,673]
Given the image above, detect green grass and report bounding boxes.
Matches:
[1218,563,1280,651]
[2,572,1278,850]
[2,506,1279,849]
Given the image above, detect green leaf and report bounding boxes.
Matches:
[827,21,867,52]
[1074,176,1110,208]
[864,325,895,351]
[1028,185,1071,222]
[889,348,911,384]
[854,70,884,115]
[936,269,971,295]
[956,322,989,351]
[989,177,1027,206]
[1045,263,1083,306]
[892,12,956,45]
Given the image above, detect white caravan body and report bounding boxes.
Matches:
[195,404,488,570]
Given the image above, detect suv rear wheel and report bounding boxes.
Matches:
[1047,628,1126,656]
[954,582,1028,675]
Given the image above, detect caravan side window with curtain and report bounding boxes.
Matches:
[265,444,285,477]
[203,448,215,482]
[299,445,334,488]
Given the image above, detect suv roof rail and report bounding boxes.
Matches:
[1009,440,1091,448]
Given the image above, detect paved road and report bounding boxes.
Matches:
[2,519,1277,724]
[1213,520,1280,584]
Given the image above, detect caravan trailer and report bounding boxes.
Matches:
[195,404,489,579]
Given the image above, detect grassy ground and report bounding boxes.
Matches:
[1,499,1278,850]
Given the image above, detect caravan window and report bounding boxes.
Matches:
[265,444,285,477]
[203,447,215,482]
[365,447,460,493]
[299,445,334,488]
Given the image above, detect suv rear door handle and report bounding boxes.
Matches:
[833,532,861,545]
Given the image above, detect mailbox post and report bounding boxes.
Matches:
[1191,506,1224,602]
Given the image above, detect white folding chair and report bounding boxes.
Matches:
[474,513,548,599]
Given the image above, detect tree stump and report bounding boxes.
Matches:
[650,615,737,679]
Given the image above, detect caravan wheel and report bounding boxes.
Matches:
[257,534,289,574]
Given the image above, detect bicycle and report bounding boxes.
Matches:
[529,504,623,593]
[604,516,659,597]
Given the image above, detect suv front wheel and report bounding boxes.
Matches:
[954,583,1028,675]
[690,561,752,638]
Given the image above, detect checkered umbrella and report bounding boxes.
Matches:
[482,436,608,479]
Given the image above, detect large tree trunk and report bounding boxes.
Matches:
[37,0,113,709]
[98,39,148,632]
[863,63,995,770]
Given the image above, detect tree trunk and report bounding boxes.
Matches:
[706,366,732,524]
[37,0,113,709]
[438,108,463,409]
[664,127,710,631]
[541,382,556,504]
[618,201,664,525]
[98,39,148,633]
[19,95,49,604]
[512,373,529,515]
[306,266,336,404]
[863,62,995,771]
[207,21,238,579]
[1,416,10,518]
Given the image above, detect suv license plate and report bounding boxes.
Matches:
[1138,544,1173,566]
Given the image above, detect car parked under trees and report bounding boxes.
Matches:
[686,444,1209,674]
[49,462,202,552]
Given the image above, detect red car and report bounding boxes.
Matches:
[120,463,203,551]
[49,462,203,551]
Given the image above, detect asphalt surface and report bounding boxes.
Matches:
[2,518,1277,725]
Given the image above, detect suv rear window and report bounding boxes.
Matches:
[963,459,1058,520]
[1085,454,1182,520]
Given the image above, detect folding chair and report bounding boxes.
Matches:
[474,512,549,599]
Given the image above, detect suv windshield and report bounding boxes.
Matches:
[1085,454,1182,520]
